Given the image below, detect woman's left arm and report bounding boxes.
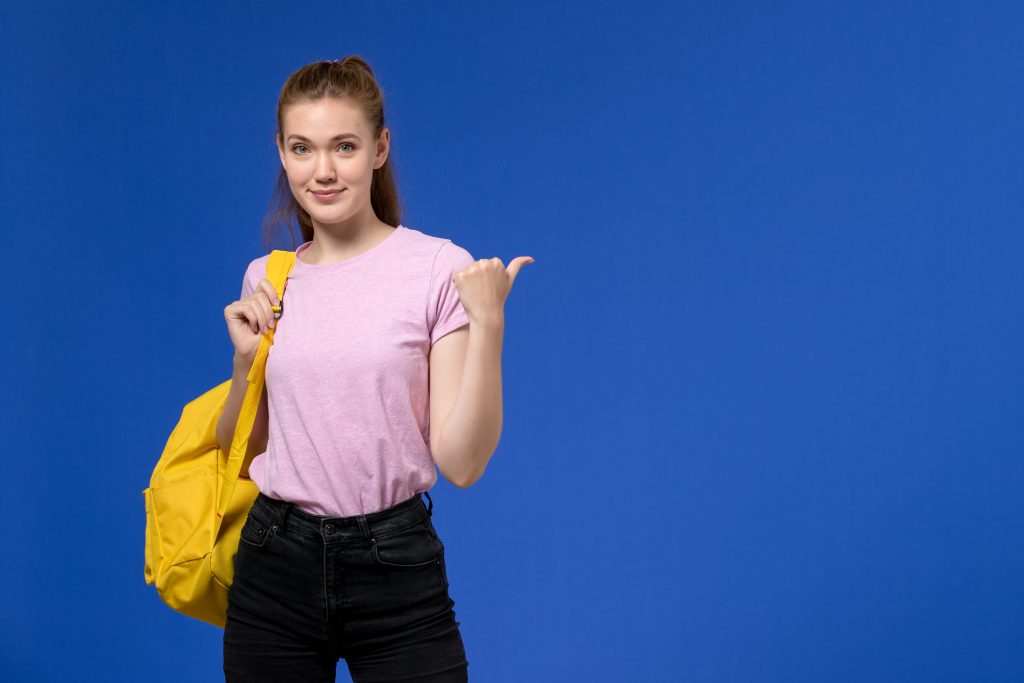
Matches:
[429,256,534,488]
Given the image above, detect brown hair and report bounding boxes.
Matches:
[261,56,402,250]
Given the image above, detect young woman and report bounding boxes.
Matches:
[216,56,533,682]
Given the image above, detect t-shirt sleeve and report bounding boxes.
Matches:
[427,241,475,346]
[240,258,260,299]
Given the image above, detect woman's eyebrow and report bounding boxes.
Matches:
[287,133,361,142]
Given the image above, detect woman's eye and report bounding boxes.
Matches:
[291,143,354,154]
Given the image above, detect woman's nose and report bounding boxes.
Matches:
[316,156,335,180]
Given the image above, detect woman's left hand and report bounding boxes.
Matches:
[453,256,535,324]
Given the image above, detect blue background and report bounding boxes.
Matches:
[3,1,1022,681]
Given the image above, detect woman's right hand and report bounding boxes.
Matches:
[225,278,280,362]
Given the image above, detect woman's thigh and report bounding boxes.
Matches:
[223,507,337,682]
[335,516,469,682]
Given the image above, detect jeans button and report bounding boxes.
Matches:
[324,523,333,534]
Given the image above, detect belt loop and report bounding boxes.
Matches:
[422,490,433,515]
[356,515,371,539]
[278,500,292,534]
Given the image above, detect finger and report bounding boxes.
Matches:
[228,300,258,335]
[245,299,267,335]
[258,279,281,322]
[259,292,276,330]
[256,297,271,333]
[504,256,535,285]
[259,279,281,307]
[227,300,256,335]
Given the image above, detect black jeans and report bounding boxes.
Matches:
[223,490,469,682]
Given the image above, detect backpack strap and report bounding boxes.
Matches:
[217,249,297,519]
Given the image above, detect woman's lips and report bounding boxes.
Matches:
[311,189,345,202]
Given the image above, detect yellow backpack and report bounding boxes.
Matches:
[142,249,295,628]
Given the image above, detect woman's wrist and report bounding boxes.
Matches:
[233,352,256,372]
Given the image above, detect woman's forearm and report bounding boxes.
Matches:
[215,354,268,476]
[436,315,504,487]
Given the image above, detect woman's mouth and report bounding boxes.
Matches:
[311,189,345,202]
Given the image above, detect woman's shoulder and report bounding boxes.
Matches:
[399,224,473,262]
[247,251,273,268]
[239,252,273,297]
[244,252,272,279]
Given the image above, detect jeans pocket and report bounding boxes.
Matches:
[437,543,450,589]
[238,511,274,549]
[370,518,441,568]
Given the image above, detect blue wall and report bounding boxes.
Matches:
[2,1,1021,681]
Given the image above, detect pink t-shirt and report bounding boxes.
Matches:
[239,224,475,517]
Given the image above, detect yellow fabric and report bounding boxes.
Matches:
[143,249,295,628]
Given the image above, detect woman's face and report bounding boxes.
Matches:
[277,97,389,230]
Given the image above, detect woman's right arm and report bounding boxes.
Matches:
[216,353,269,478]
[219,273,278,476]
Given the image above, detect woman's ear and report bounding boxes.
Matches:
[375,127,390,169]
[277,134,287,170]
